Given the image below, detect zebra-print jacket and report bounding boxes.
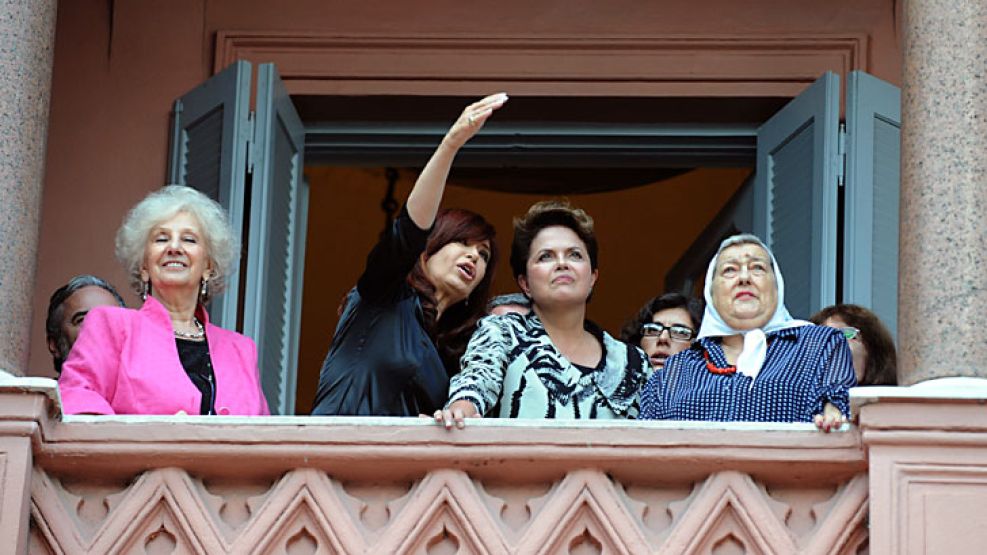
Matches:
[447,312,651,419]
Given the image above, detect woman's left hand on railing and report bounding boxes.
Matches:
[433,400,481,430]
[813,402,847,433]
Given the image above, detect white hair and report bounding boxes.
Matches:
[115,185,239,301]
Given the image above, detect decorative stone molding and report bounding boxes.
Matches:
[856,385,987,554]
[213,32,868,97]
[20,385,987,553]
[30,466,869,554]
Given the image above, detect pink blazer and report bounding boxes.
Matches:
[58,296,270,416]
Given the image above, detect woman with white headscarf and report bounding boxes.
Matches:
[638,234,855,431]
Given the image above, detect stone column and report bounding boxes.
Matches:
[0,0,58,376]
[898,0,987,385]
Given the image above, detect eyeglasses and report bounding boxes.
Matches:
[839,327,861,340]
[641,322,695,342]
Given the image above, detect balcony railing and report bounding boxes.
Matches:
[0,378,878,554]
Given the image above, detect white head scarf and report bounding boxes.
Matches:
[697,234,809,379]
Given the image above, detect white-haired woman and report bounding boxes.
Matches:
[58,186,269,415]
[638,234,855,431]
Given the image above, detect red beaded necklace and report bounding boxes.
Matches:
[704,350,737,375]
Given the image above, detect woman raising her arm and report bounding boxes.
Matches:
[310,93,507,416]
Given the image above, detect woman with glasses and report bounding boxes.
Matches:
[435,200,650,428]
[620,292,703,370]
[810,304,897,386]
[639,234,856,431]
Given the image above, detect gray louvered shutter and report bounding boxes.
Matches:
[167,61,252,330]
[843,71,901,340]
[243,64,307,415]
[754,72,841,319]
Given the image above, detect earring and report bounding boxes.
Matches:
[141,279,150,301]
[199,278,209,302]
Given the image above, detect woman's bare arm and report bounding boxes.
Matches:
[406,93,508,229]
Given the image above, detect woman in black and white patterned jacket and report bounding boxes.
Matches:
[434,200,651,428]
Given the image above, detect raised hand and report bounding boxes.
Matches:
[406,92,509,229]
[441,92,509,150]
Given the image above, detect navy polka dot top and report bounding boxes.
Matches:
[639,325,856,422]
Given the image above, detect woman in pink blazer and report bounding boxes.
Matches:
[59,186,269,416]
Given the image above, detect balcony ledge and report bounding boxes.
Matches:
[5,377,985,553]
[0,378,865,484]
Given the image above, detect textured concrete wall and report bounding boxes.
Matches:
[0,0,57,376]
[898,0,987,384]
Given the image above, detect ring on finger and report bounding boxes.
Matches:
[467,114,475,125]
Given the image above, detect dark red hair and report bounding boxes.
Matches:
[408,208,499,375]
[809,304,897,386]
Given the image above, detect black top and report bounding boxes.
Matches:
[310,206,449,416]
[176,338,215,415]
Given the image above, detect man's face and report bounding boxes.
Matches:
[48,286,121,363]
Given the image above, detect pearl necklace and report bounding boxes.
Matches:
[174,317,205,340]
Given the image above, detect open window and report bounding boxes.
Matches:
[757,71,901,328]
[754,72,841,320]
[167,61,251,331]
[842,71,901,340]
[671,71,900,331]
[168,62,307,414]
[169,64,900,414]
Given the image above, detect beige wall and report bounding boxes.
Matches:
[33,0,902,378]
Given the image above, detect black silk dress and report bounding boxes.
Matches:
[310,206,449,416]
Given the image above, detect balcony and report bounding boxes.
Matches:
[4,378,987,553]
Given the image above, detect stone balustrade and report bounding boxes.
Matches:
[4,379,987,553]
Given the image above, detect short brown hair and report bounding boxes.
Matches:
[509,200,598,279]
[810,304,897,386]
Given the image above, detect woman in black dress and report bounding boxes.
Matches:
[311,93,507,416]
